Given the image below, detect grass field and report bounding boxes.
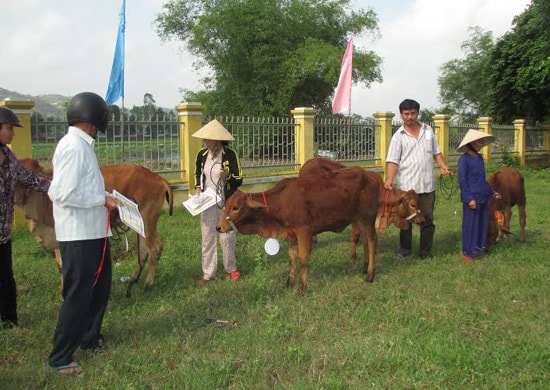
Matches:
[1,167,549,389]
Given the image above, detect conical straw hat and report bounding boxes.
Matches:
[191,119,234,141]
[457,129,495,153]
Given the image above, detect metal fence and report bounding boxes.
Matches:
[213,116,297,177]
[30,112,181,176]
[492,123,516,153]
[525,125,547,151]
[314,116,377,163]
[30,113,549,182]
[32,114,300,179]
[30,114,381,177]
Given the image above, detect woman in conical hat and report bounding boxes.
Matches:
[192,120,243,284]
[457,129,500,261]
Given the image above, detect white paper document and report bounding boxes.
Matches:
[112,190,146,238]
[183,187,221,216]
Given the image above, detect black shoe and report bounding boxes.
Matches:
[419,252,433,260]
[2,320,18,329]
[81,335,108,351]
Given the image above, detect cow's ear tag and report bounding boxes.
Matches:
[494,210,504,225]
[265,238,280,256]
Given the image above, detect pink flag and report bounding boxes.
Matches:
[332,35,354,115]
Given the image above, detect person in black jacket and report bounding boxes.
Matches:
[192,120,243,285]
[0,107,50,329]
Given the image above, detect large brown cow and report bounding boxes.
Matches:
[299,157,422,265]
[15,159,173,297]
[216,166,424,292]
[487,167,526,248]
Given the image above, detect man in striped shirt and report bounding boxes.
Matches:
[385,99,451,259]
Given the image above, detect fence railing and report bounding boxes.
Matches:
[30,112,182,176]
[2,99,546,192]
[214,116,298,176]
[315,116,377,164]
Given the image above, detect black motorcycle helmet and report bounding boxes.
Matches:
[0,107,23,127]
[66,92,109,132]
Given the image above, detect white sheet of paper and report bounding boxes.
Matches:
[112,190,146,238]
[183,187,221,216]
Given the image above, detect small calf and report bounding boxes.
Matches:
[487,167,526,248]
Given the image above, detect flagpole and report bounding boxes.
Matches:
[105,0,126,162]
[121,97,125,162]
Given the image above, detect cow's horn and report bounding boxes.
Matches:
[406,211,418,221]
[226,217,239,233]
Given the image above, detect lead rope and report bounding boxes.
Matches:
[93,209,111,287]
[439,172,458,201]
[262,192,277,239]
[261,192,270,216]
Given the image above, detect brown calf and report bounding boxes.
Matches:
[299,157,422,266]
[217,165,424,292]
[15,159,173,297]
[487,167,526,248]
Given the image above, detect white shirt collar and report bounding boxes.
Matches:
[68,126,95,146]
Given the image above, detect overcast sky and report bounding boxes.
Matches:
[0,0,531,117]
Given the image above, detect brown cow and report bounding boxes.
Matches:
[299,157,422,265]
[487,167,526,248]
[216,166,424,292]
[15,159,173,297]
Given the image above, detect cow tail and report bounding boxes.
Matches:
[165,180,174,216]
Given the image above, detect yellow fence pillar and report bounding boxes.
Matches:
[513,119,526,167]
[544,124,550,167]
[291,107,316,170]
[477,117,493,164]
[0,100,35,158]
[1,100,35,227]
[175,102,205,196]
[373,111,395,181]
[433,114,451,167]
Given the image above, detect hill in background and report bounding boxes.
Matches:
[1,88,175,118]
[0,87,69,118]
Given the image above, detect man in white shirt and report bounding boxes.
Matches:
[385,99,451,259]
[47,92,118,377]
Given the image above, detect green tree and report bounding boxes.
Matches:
[487,0,550,123]
[155,0,381,116]
[437,26,495,121]
[142,93,158,119]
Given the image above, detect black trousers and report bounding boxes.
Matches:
[48,238,112,367]
[399,191,436,256]
[0,241,18,327]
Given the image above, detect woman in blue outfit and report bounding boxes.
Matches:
[457,129,500,261]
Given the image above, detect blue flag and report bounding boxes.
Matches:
[105,0,125,106]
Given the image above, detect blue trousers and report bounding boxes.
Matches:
[462,203,489,258]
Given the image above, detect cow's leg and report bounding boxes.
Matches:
[296,231,312,293]
[359,220,376,283]
[287,239,298,288]
[349,223,359,268]
[54,249,63,296]
[518,204,526,243]
[143,235,163,291]
[504,207,513,246]
[126,234,149,298]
